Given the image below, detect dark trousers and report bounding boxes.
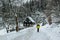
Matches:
[37,28,39,32]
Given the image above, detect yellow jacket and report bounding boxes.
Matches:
[36,24,40,28]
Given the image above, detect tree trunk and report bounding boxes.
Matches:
[48,16,52,25]
[16,16,19,32]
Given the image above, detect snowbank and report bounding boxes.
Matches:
[41,23,60,40]
[0,28,7,35]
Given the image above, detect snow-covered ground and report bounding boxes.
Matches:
[41,23,60,40]
[0,23,60,40]
[0,28,7,35]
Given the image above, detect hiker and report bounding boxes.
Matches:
[36,24,40,32]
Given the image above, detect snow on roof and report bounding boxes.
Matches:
[28,16,35,23]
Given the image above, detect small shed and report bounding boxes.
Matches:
[23,16,35,26]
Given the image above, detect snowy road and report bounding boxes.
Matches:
[0,23,60,40]
[13,27,50,40]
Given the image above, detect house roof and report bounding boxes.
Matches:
[27,16,35,23]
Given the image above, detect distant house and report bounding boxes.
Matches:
[23,16,35,27]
